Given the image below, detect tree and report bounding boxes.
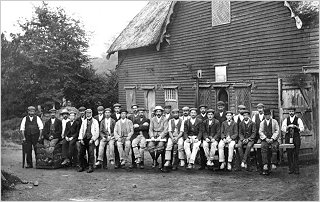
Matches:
[1,2,118,119]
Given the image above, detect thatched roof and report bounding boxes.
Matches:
[106,1,176,59]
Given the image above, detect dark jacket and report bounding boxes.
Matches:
[214,110,227,125]
[64,120,80,139]
[75,116,85,127]
[43,118,62,140]
[200,118,221,141]
[239,120,256,141]
[128,113,139,123]
[196,113,208,122]
[94,114,105,128]
[184,118,202,140]
[111,113,121,122]
[132,116,150,140]
[99,117,116,139]
[221,120,238,140]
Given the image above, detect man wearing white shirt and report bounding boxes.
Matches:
[259,108,280,175]
[281,107,304,174]
[180,106,191,122]
[94,105,105,166]
[95,108,116,167]
[60,109,70,139]
[20,106,44,168]
[164,109,184,171]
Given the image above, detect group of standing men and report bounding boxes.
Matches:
[20,101,304,175]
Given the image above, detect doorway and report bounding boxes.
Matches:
[217,88,229,110]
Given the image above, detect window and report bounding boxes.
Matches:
[212,1,231,26]
[215,66,227,82]
[164,88,177,101]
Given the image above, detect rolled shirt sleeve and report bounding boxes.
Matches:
[281,119,288,133]
[298,118,305,132]
[20,117,27,131]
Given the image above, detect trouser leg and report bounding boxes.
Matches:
[218,140,226,162]
[203,141,210,159]
[243,141,254,163]
[108,140,115,161]
[228,141,236,163]
[61,139,69,159]
[177,137,185,160]
[114,142,120,166]
[190,137,201,164]
[271,141,279,164]
[124,140,131,163]
[261,140,269,166]
[25,137,33,166]
[132,137,140,159]
[69,139,77,160]
[97,139,107,161]
[140,137,146,162]
[199,145,206,167]
[79,142,87,168]
[209,140,218,161]
[117,141,125,161]
[88,140,95,167]
[172,143,178,166]
[184,140,192,163]
[165,138,173,161]
[237,141,244,162]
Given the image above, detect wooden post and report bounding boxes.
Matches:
[278,77,284,164]
[195,77,199,108]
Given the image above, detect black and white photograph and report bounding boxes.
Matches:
[1,1,319,201]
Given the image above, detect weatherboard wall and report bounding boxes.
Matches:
[116,1,317,119]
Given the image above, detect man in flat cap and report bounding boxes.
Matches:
[61,111,80,166]
[76,106,86,126]
[60,109,70,139]
[281,107,304,174]
[251,103,265,173]
[259,108,279,175]
[184,108,203,169]
[196,105,208,170]
[163,105,173,121]
[20,106,44,168]
[111,103,122,122]
[148,106,168,169]
[42,108,62,164]
[114,109,134,168]
[238,110,256,170]
[214,101,227,126]
[128,104,139,122]
[78,109,100,173]
[131,108,150,169]
[180,106,191,122]
[95,108,116,168]
[164,108,185,171]
[93,105,105,167]
[201,109,220,168]
[218,111,238,171]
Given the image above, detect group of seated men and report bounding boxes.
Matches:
[20,101,304,175]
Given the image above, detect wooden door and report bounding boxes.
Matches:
[144,90,155,119]
[278,73,318,160]
[235,87,251,112]
[199,86,212,109]
[125,88,136,111]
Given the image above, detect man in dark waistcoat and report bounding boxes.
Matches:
[214,101,227,126]
[281,107,304,174]
[20,106,44,168]
[196,104,208,170]
[94,105,105,167]
[42,108,62,164]
[252,103,265,173]
[259,108,280,175]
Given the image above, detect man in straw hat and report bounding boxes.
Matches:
[131,107,150,169]
[78,109,100,173]
[20,106,44,168]
[42,108,62,165]
[148,106,168,169]
[259,108,280,175]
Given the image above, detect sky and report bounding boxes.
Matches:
[1,1,148,58]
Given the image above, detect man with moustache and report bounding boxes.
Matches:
[281,107,304,174]
[20,106,44,168]
[196,105,208,170]
[95,108,116,168]
[214,101,227,125]
[148,106,168,169]
[42,108,62,165]
[132,108,150,169]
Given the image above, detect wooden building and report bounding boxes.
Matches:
[107,1,319,159]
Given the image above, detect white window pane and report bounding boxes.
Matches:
[215,66,227,82]
[212,1,231,26]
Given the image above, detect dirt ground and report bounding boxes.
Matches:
[1,142,319,201]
